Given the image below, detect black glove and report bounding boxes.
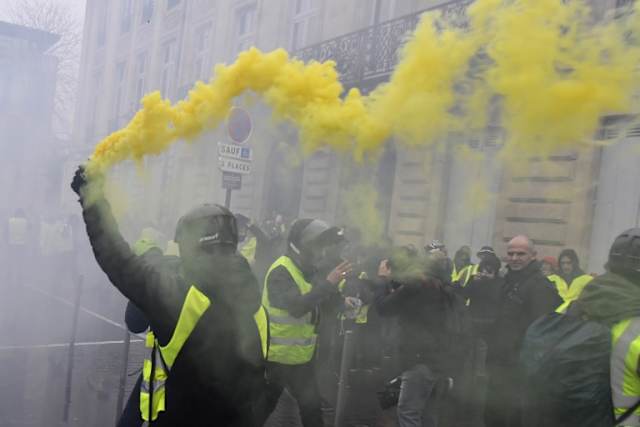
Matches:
[70,165,87,197]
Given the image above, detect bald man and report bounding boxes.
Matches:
[484,235,561,427]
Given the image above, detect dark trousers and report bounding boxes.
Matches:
[266,361,323,427]
[397,364,438,427]
[117,374,143,427]
[484,364,522,427]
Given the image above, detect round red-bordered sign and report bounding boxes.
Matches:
[227,107,252,144]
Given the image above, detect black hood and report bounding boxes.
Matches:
[182,252,261,316]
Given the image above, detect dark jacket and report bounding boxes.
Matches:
[123,252,181,334]
[81,198,268,426]
[459,275,504,340]
[374,279,459,373]
[488,261,561,366]
[264,256,339,321]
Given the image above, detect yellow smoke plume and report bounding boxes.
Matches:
[341,183,385,247]
[86,0,640,177]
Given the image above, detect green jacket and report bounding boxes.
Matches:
[576,271,640,327]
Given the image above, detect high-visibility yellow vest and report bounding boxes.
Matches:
[140,286,210,421]
[240,236,257,265]
[452,264,476,284]
[456,264,478,288]
[611,317,640,425]
[140,286,269,421]
[549,274,593,313]
[338,272,369,324]
[262,256,317,365]
[133,238,159,256]
[8,217,27,245]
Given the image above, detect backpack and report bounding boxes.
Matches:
[520,311,614,427]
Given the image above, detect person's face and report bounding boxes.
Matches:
[237,224,248,243]
[476,268,496,280]
[560,256,574,275]
[507,243,535,271]
[541,262,554,276]
[456,253,471,266]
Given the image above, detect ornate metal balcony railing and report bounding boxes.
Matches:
[294,0,469,89]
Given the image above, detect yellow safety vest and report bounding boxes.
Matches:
[611,317,640,425]
[456,264,478,288]
[549,274,593,313]
[240,236,257,265]
[338,272,369,324]
[8,217,27,245]
[139,285,269,421]
[140,286,210,421]
[262,256,317,365]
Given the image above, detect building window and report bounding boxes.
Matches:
[133,52,146,106]
[113,61,127,120]
[167,0,181,10]
[234,4,257,55]
[160,40,177,98]
[120,0,133,34]
[193,23,212,81]
[96,3,108,47]
[141,0,154,23]
[290,0,318,51]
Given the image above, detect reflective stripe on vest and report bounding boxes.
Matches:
[8,217,27,245]
[612,318,640,426]
[459,264,478,288]
[262,256,317,365]
[140,285,211,421]
[550,274,593,314]
[254,305,269,359]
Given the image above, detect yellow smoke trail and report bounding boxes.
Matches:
[86,0,640,177]
[341,183,385,247]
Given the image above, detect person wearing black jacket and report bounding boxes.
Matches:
[485,235,561,427]
[262,219,351,427]
[374,251,462,427]
[71,167,270,426]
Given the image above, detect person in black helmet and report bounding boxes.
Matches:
[70,166,270,427]
[262,218,352,427]
[575,228,640,424]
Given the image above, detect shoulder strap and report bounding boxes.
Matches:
[615,399,640,426]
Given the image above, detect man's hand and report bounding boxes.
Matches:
[327,260,353,285]
[70,165,88,197]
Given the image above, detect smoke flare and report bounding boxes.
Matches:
[86,0,640,177]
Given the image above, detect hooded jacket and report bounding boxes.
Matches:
[576,271,640,327]
[81,198,269,426]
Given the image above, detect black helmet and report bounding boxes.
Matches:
[608,228,640,277]
[175,204,238,252]
[288,219,345,270]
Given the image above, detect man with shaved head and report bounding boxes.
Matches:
[484,235,561,427]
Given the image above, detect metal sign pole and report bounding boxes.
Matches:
[115,329,131,424]
[225,188,232,209]
[335,329,355,427]
[63,274,84,423]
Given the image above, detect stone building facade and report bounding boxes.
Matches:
[71,0,638,271]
